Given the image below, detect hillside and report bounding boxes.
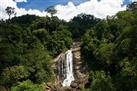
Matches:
[0,2,137,91]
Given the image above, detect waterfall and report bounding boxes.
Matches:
[62,50,75,87]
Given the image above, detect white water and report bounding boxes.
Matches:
[62,50,75,87]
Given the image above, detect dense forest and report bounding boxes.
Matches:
[0,2,137,91]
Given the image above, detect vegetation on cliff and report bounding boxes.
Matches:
[0,2,137,91]
[81,2,137,91]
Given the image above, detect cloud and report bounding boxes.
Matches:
[0,0,135,21]
[132,0,137,2]
[55,0,127,21]
[14,0,27,3]
[0,0,17,19]
[0,0,48,20]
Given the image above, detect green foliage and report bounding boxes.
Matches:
[10,80,43,91]
[81,2,137,91]
[22,41,54,83]
[0,66,30,86]
[0,24,23,70]
[68,13,100,38]
[112,58,137,91]
[29,16,72,56]
[95,20,108,40]
[47,29,72,56]
[88,71,116,91]
[10,15,39,28]
[30,16,62,33]
[95,43,115,66]
[32,28,49,44]
[0,14,72,90]
[0,2,137,91]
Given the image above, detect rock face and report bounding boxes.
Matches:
[73,47,83,78]
[56,53,66,83]
[51,42,88,91]
[72,42,87,80]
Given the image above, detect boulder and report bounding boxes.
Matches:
[70,81,78,88]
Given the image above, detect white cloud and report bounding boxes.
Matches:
[132,0,137,2]
[0,0,17,19]
[0,0,135,21]
[0,0,48,20]
[55,0,127,21]
[14,0,27,3]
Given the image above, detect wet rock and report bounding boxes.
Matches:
[45,86,51,91]
[76,87,81,91]
[71,81,78,88]
[55,85,64,91]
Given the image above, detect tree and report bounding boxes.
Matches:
[94,43,115,72]
[5,7,16,19]
[69,13,100,38]
[45,6,57,17]
[10,80,43,91]
[46,29,72,56]
[88,71,116,91]
[81,30,100,70]
[11,14,39,28]
[22,38,54,83]
[0,66,30,86]
[127,1,137,11]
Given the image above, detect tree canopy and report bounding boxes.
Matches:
[0,2,137,91]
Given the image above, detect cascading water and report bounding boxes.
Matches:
[62,50,75,87]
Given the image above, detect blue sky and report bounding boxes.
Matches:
[17,0,89,11]
[17,0,131,11]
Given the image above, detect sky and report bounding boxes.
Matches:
[17,0,89,10]
[0,0,137,21]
